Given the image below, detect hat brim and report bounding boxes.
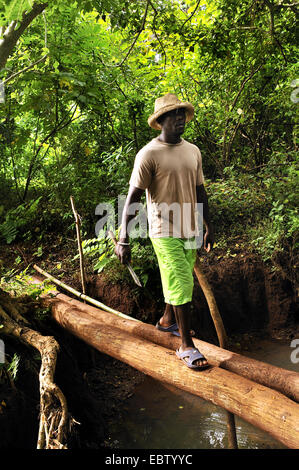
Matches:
[148,102,194,130]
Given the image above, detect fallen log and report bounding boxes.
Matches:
[42,294,299,449]
[31,274,299,404]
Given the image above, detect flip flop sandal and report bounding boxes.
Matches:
[156,321,180,337]
[156,321,196,338]
[176,347,209,370]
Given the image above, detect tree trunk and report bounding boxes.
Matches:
[0,3,48,71]
[32,278,299,405]
[44,295,299,449]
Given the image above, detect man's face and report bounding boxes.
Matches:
[159,108,186,135]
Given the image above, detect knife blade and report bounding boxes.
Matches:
[108,231,143,287]
[126,262,143,287]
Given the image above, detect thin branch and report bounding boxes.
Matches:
[276,2,298,14]
[100,0,150,68]
[149,0,167,70]
[226,117,242,159]
[70,196,87,298]
[223,62,264,163]
[277,1,298,5]
[264,0,288,63]
[230,26,264,31]
[180,0,201,31]
[114,79,128,99]
[22,104,81,200]
[230,61,264,112]
[6,93,22,200]
[2,55,47,85]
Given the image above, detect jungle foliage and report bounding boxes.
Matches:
[0,0,298,282]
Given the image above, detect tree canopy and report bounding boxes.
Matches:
[0,0,297,280]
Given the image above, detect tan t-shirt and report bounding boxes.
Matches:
[129,137,204,238]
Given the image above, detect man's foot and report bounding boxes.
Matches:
[156,321,180,336]
[157,318,195,337]
[176,346,209,370]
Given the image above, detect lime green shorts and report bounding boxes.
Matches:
[150,237,197,306]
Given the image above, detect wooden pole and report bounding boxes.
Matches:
[31,269,299,404]
[193,256,228,348]
[193,256,238,448]
[43,294,299,449]
[33,264,138,322]
[70,196,87,298]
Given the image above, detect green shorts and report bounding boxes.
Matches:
[150,237,197,306]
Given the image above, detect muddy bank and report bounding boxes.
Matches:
[1,239,297,342]
[194,254,298,342]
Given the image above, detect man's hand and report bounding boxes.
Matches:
[115,243,131,265]
[204,227,214,252]
[115,185,144,265]
[196,184,214,252]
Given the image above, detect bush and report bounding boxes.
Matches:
[0,197,42,244]
[207,155,298,283]
[80,231,158,287]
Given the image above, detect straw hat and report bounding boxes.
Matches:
[148,93,194,130]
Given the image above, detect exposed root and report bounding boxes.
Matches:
[0,288,30,324]
[0,290,70,449]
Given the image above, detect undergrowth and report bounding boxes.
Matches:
[0,154,297,286]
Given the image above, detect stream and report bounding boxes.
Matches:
[106,339,298,449]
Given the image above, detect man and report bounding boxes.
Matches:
[115,93,214,370]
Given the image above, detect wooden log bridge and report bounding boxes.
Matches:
[30,275,299,449]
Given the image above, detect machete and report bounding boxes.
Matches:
[108,231,142,287]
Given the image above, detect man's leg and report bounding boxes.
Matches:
[158,303,176,327]
[158,303,195,336]
[173,302,208,368]
[151,237,207,367]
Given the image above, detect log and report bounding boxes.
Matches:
[45,294,299,449]
[32,276,299,405]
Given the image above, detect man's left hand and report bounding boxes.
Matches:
[204,229,214,252]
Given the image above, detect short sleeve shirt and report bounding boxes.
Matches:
[129,137,204,238]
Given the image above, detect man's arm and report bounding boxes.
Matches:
[196,184,214,252]
[115,185,144,264]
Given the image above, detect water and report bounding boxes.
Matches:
[107,339,298,449]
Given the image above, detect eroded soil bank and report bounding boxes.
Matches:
[0,241,298,449]
[87,252,298,344]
